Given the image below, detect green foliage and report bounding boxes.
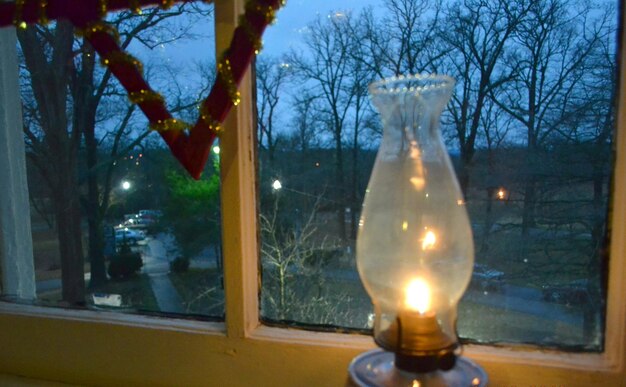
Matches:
[108,244,143,280]
[163,165,221,259]
[170,256,190,273]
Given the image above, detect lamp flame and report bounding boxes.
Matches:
[405,278,431,314]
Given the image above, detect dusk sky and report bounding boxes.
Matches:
[134,0,384,119]
[263,0,382,56]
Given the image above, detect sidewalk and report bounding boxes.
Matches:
[142,236,186,313]
[148,272,185,314]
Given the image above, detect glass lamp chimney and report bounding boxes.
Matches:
[353,75,483,383]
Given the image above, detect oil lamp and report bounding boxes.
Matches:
[349,75,487,386]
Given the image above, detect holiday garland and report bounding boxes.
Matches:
[0,0,284,179]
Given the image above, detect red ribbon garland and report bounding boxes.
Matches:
[0,0,282,179]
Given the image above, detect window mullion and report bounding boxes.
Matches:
[603,15,626,369]
[0,27,36,300]
[215,0,261,338]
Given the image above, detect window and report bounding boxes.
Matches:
[0,0,625,385]
[4,3,224,318]
[258,0,614,351]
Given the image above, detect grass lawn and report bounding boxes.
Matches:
[90,274,159,311]
[169,268,224,317]
[260,271,372,329]
[458,300,585,348]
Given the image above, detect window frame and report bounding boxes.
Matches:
[0,0,625,385]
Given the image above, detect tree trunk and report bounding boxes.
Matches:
[86,206,107,288]
[458,164,471,199]
[521,179,536,237]
[84,119,107,288]
[75,43,108,289]
[458,148,473,198]
[335,136,346,241]
[521,148,537,237]
[55,170,85,305]
[480,187,495,253]
[350,139,359,240]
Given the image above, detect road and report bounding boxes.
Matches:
[320,268,583,326]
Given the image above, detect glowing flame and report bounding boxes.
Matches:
[405,278,431,314]
[497,189,505,200]
[421,230,437,250]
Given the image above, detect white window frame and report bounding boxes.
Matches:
[0,0,625,384]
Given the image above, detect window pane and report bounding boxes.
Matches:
[258,0,616,350]
[12,4,224,318]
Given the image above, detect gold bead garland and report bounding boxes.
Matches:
[100,51,144,74]
[245,1,276,24]
[149,118,189,132]
[128,89,164,104]
[39,0,49,24]
[160,0,175,10]
[129,0,142,14]
[199,105,222,133]
[78,21,121,43]
[217,58,241,106]
[239,15,263,54]
[98,0,108,18]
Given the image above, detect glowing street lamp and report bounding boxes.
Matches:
[272,179,282,191]
[497,188,507,201]
[121,180,131,191]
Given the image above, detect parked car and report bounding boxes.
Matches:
[139,209,163,219]
[135,217,156,226]
[471,264,505,292]
[114,228,145,245]
[542,279,590,305]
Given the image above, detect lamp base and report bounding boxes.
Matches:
[348,349,487,387]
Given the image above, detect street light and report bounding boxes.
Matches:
[497,187,507,201]
[121,180,131,190]
[272,179,282,191]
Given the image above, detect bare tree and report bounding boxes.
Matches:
[20,21,85,303]
[256,55,292,163]
[287,14,356,240]
[356,0,444,78]
[19,4,212,302]
[345,22,377,240]
[494,0,606,236]
[260,199,326,320]
[439,0,529,196]
[477,98,514,252]
[81,7,214,290]
[288,91,319,153]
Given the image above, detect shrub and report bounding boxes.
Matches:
[170,256,190,273]
[108,244,143,280]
